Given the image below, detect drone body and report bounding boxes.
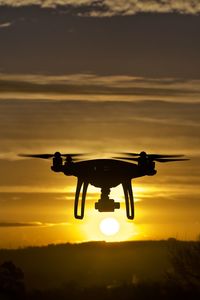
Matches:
[20,152,188,220]
[52,158,156,220]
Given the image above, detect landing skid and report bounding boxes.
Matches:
[122,180,134,219]
[73,178,134,220]
[74,178,89,219]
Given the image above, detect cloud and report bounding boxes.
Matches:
[0,1,200,16]
[0,221,46,227]
[0,73,200,102]
[0,21,12,28]
[0,221,70,227]
[0,8,199,78]
[0,97,199,164]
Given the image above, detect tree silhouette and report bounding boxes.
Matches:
[167,241,200,294]
[0,261,25,299]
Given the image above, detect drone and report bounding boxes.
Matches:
[19,151,189,220]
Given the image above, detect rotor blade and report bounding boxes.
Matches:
[117,152,141,157]
[112,157,139,162]
[19,152,92,159]
[117,152,185,158]
[19,154,54,159]
[68,157,85,161]
[62,153,90,157]
[148,154,185,159]
[154,158,190,163]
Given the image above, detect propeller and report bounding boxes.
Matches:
[113,152,189,163]
[112,157,139,162]
[19,152,89,160]
[153,158,189,163]
[117,152,185,158]
[19,154,54,159]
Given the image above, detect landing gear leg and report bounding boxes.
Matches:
[122,180,134,219]
[74,177,89,219]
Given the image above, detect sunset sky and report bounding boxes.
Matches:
[0,0,200,248]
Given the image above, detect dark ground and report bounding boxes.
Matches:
[0,240,200,300]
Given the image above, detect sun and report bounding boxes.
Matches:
[99,217,120,236]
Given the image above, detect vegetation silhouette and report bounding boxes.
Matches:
[0,261,25,300]
[166,239,200,294]
[0,240,200,299]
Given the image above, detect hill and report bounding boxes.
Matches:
[0,240,177,290]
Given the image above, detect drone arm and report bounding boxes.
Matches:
[74,178,89,219]
[122,180,134,220]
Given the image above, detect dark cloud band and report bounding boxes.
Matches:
[0,221,70,227]
[0,221,44,227]
[0,74,200,102]
[0,1,200,16]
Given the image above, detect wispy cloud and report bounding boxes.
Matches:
[0,221,70,227]
[0,221,47,227]
[0,73,200,102]
[0,96,199,164]
[0,21,12,28]
[0,1,200,16]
